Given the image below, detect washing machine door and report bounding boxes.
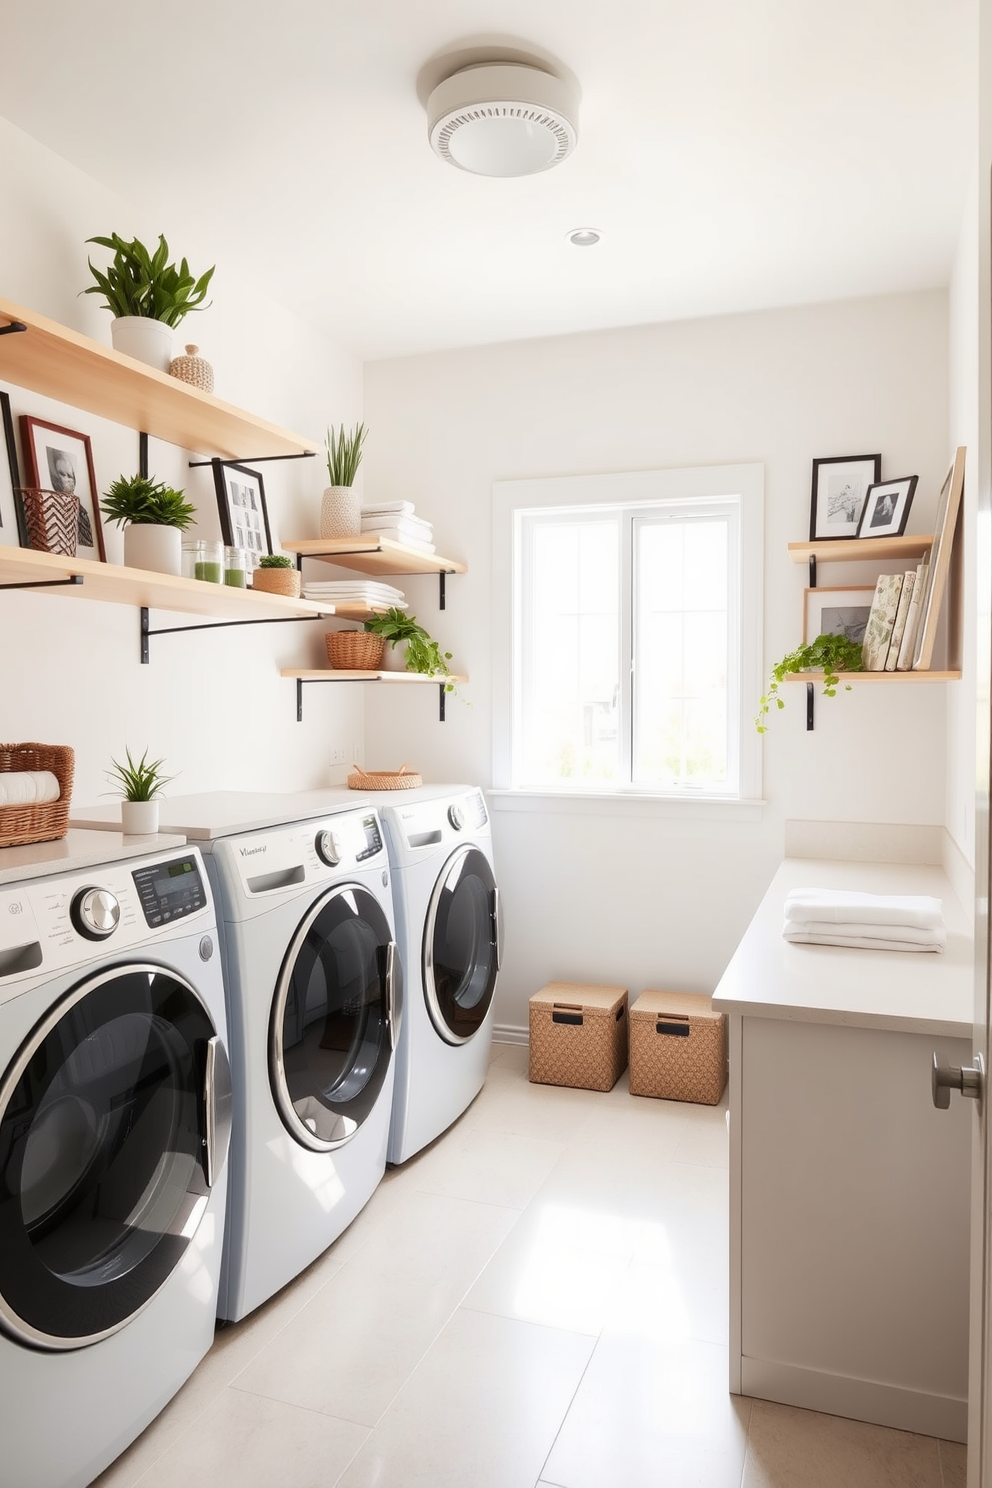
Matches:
[0,963,232,1352]
[270,883,398,1153]
[423,846,500,1045]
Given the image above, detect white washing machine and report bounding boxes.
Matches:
[192,805,399,1322]
[375,785,501,1164]
[0,840,232,1488]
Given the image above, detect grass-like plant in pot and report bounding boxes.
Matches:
[755,633,864,732]
[107,747,176,835]
[363,606,456,690]
[321,422,368,539]
[251,552,301,599]
[101,474,196,576]
[83,231,215,370]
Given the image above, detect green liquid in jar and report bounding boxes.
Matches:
[195,562,223,583]
[224,569,246,588]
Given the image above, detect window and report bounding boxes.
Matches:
[492,465,763,802]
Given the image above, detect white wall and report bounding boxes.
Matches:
[365,293,952,1033]
[0,115,366,806]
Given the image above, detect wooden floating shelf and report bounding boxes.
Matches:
[783,670,960,683]
[0,297,319,459]
[788,535,935,565]
[283,537,467,578]
[281,669,468,684]
[0,545,334,620]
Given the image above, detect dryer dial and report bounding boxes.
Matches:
[448,804,465,831]
[71,887,121,940]
[315,830,343,867]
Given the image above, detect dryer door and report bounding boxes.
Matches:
[423,846,499,1045]
[0,964,230,1351]
[270,883,398,1153]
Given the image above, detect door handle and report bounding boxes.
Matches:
[384,940,400,1051]
[932,1051,984,1110]
[491,887,502,973]
[203,1035,233,1188]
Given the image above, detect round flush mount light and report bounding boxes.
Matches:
[427,62,579,177]
[567,228,601,247]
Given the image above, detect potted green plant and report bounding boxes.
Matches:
[251,552,301,599]
[320,421,368,539]
[106,747,176,835]
[363,607,455,688]
[755,634,864,731]
[83,232,215,371]
[101,474,197,576]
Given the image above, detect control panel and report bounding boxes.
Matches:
[221,808,389,898]
[132,855,208,929]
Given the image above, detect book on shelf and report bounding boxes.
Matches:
[884,568,918,671]
[861,572,904,671]
[896,557,929,670]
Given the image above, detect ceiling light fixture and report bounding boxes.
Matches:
[427,62,579,178]
[567,228,601,247]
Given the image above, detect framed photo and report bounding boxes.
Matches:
[809,454,881,541]
[0,392,26,547]
[803,586,876,646]
[912,447,966,670]
[212,462,273,568]
[855,475,917,539]
[19,415,106,561]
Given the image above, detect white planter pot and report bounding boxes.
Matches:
[121,800,159,835]
[110,316,174,372]
[320,485,362,539]
[379,638,409,672]
[124,524,182,576]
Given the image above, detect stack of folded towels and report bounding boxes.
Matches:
[360,501,434,553]
[783,888,946,953]
[302,580,407,609]
[0,771,61,808]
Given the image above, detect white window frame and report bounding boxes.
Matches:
[491,463,764,809]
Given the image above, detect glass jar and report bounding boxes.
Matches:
[181,539,202,580]
[223,546,248,588]
[195,539,224,583]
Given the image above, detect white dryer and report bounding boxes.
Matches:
[0,841,232,1488]
[376,785,501,1164]
[196,805,398,1322]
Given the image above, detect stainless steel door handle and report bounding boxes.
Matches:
[932,1051,984,1110]
[203,1035,234,1187]
[384,940,399,1051]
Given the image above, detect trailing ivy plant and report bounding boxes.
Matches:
[83,233,215,326]
[755,633,864,732]
[363,606,456,690]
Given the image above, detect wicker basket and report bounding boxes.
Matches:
[0,743,75,848]
[347,765,423,791]
[325,631,384,670]
[251,567,301,598]
[19,489,79,556]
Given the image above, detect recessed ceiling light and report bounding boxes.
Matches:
[567,228,601,247]
[427,62,579,177]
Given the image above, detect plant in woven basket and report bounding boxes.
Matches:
[106,747,175,802]
[83,233,215,326]
[101,475,197,529]
[363,607,455,690]
[325,423,367,486]
[755,634,864,732]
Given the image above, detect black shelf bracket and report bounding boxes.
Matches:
[439,682,447,721]
[0,321,27,337]
[188,452,317,469]
[140,606,328,664]
[139,432,149,480]
[0,574,84,592]
[807,682,815,732]
[294,675,451,724]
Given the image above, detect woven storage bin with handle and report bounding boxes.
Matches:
[347,765,423,791]
[629,989,727,1105]
[529,981,628,1092]
[325,631,384,670]
[0,743,74,848]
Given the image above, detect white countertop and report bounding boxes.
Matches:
[70,789,364,840]
[711,858,974,1037]
[0,828,188,885]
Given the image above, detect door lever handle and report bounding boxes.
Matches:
[932,1051,984,1110]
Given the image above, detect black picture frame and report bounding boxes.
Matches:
[855,475,918,539]
[809,454,882,541]
[211,461,273,567]
[0,392,27,547]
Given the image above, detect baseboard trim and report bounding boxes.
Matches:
[493,1023,528,1046]
[740,1357,967,1443]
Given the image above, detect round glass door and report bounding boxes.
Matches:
[423,847,499,1045]
[270,884,397,1152]
[0,964,221,1351]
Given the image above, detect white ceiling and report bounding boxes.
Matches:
[0,0,977,361]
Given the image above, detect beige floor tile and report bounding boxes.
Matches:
[742,1399,943,1488]
[461,1072,606,1145]
[407,1123,568,1209]
[488,1042,530,1079]
[938,1437,968,1488]
[334,1308,595,1488]
[673,1100,731,1168]
[543,1334,750,1488]
[123,1388,369,1488]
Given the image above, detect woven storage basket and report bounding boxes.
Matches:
[325,631,384,670]
[629,990,727,1105]
[19,489,79,556]
[251,566,301,598]
[0,742,75,848]
[347,765,423,791]
[529,981,629,1092]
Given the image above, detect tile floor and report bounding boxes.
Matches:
[94,1044,967,1488]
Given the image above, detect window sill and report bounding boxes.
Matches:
[487,789,766,822]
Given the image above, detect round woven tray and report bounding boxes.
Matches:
[347,765,422,791]
[325,631,384,670]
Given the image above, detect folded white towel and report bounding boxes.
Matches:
[0,771,61,808]
[784,888,944,931]
[361,517,433,539]
[783,927,945,954]
[360,501,416,517]
[790,919,947,948]
[366,528,435,552]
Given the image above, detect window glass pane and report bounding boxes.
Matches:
[519,515,620,786]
